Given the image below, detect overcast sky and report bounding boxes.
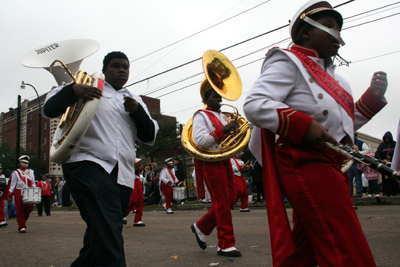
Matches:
[1,0,399,141]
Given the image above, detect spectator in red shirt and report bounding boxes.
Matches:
[36,175,52,216]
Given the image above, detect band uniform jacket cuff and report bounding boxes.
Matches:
[209,128,225,141]
[276,107,313,145]
[356,88,387,120]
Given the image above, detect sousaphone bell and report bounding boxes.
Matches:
[181,50,250,162]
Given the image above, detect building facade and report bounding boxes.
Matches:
[0,92,175,179]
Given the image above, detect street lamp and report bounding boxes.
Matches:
[20,81,42,178]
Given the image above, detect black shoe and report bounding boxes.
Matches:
[217,249,242,257]
[134,222,146,227]
[46,214,51,216]
[38,214,42,217]
[240,209,250,212]
[191,224,207,250]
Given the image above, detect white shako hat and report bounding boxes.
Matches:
[165,158,173,164]
[19,155,30,164]
[289,0,343,43]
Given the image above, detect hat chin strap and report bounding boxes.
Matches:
[303,16,345,46]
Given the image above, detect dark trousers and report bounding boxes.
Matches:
[348,163,363,196]
[253,181,265,201]
[63,161,132,267]
[37,195,51,215]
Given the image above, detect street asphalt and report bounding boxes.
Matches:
[0,203,399,266]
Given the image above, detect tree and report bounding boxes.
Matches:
[0,142,38,179]
[136,111,181,162]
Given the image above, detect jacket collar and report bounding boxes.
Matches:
[290,44,320,58]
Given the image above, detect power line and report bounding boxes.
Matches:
[144,37,289,99]
[343,11,400,30]
[344,1,400,20]
[351,50,400,64]
[141,5,399,100]
[129,0,272,64]
[124,0,373,90]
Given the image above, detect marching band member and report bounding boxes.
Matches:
[123,167,145,227]
[36,175,52,216]
[190,88,241,257]
[244,1,388,266]
[42,51,159,267]
[8,155,35,233]
[230,153,250,212]
[159,158,181,214]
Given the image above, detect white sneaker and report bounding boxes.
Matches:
[376,194,380,197]
[134,221,146,227]
[368,194,372,198]
[123,217,127,225]
[192,223,207,242]
[19,228,26,233]
[162,203,167,211]
[0,221,7,227]
[166,208,174,214]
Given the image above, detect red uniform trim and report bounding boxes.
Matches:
[276,108,313,145]
[290,44,320,58]
[199,110,225,141]
[355,88,387,120]
[286,46,355,120]
[166,167,178,183]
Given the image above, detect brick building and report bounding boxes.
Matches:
[0,92,175,179]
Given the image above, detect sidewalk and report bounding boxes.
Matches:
[171,195,400,211]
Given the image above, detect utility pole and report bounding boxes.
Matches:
[15,95,21,167]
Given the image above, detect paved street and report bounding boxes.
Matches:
[1,206,399,267]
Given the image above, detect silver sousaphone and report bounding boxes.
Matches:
[21,39,104,163]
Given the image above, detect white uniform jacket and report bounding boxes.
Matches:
[43,82,159,189]
[159,167,178,186]
[0,174,5,198]
[9,169,35,194]
[230,158,244,177]
[192,109,229,150]
[244,46,387,164]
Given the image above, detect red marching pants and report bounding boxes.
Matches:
[125,179,144,223]
[233,175,248,209]
[272,142,376,267]
[160,183,173,209]
[0,199,4,221]
[195,159,237,249]
[13,189,33,231]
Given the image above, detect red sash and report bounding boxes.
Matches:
[166,167,178,185]
[16,169,32,187]
[285,47,354,120]
[199,109,224,129]
[261,129,297,265]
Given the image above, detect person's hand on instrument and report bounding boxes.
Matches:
[123,96,139,114]
[221,121,240,134]
[302,120,338,149]
[369,71,387,99]
[167,181,172,186]
[72,84,102,101]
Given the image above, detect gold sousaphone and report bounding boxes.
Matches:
[181,50,250,162]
